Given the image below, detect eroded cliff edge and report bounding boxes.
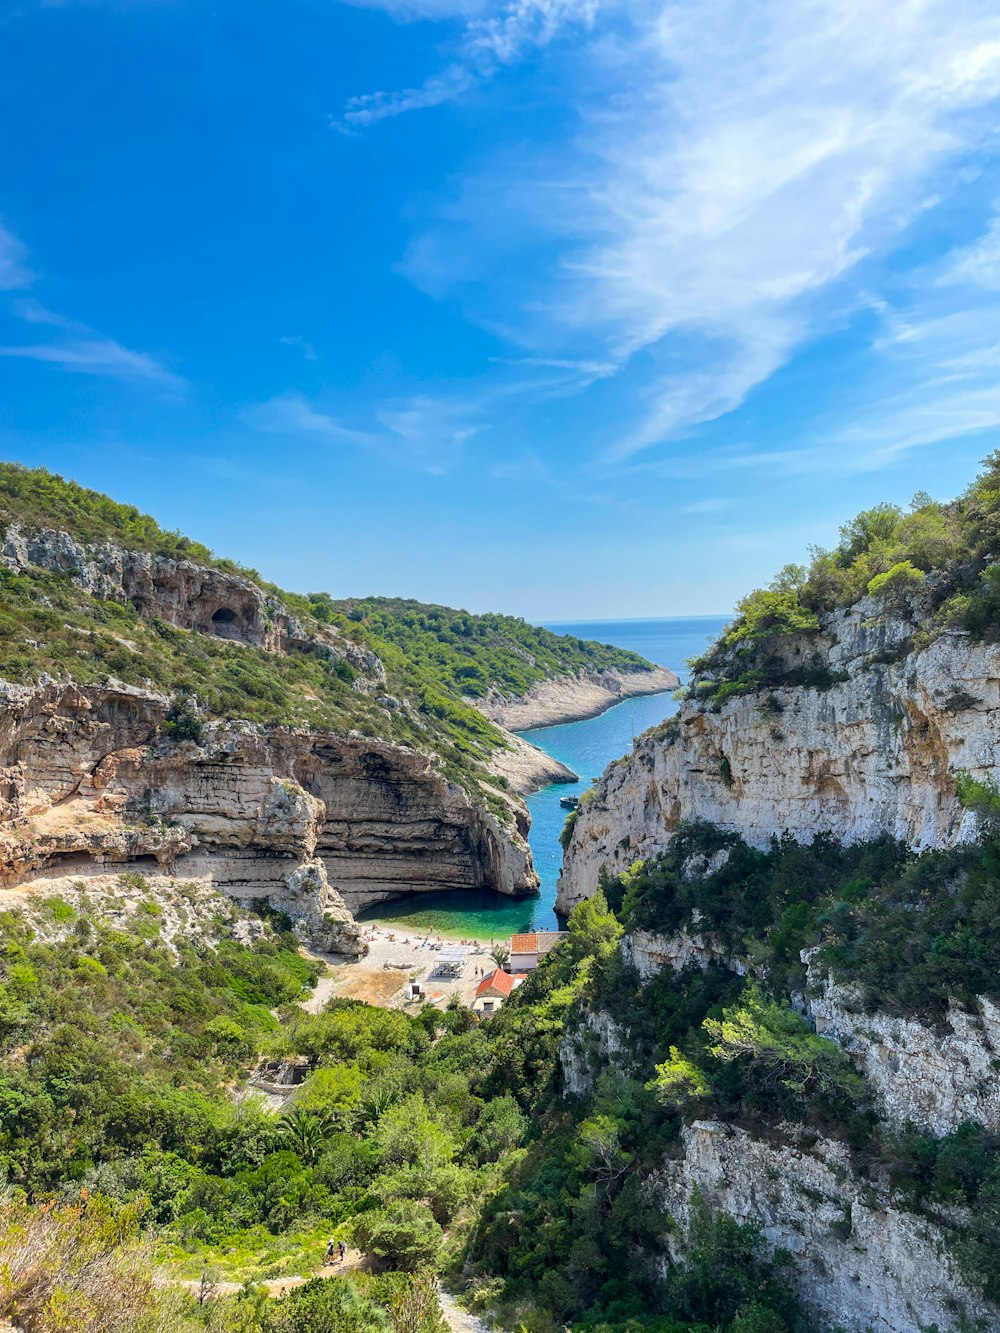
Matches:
[560,593,992,910]
[0,679,536,952]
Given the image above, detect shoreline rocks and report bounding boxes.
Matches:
[472,664,678,734]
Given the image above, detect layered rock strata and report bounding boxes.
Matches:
[0,680,536,954]
[560,600,997,910]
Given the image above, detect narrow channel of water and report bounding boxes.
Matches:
[357,615,727,940]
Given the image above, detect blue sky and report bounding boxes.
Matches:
[2,0,1000,619]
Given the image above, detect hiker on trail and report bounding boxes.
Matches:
[338,1240,346,1262]
[325,1237,336,1263]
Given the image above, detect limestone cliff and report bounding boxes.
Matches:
[654,1121,994,1333]
[0,679,536,954]
[560,595,995,910]
[558,927,1000,1331]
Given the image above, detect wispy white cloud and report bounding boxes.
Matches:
[245,391,485,473]
[0,223,32,291]
[0,260,183,389]
[343,65,477,127]
[279,334,320,362]
[0,297,184,388]
[339,0,597,125]
[939,204,1000,290]
[385,0,1000,463]
[0,338,184,386]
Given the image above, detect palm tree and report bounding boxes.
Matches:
[490,942,510,969]
[278,1107,336,1165]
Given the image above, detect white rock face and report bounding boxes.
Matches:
[622,927,746,981]
[652,1120,996,1333]
[804,960,1000,1134]
[560,604,995,911]
[560,1007,631,1095]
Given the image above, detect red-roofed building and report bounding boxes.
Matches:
[472,968,522,1015]
[508,930,566,974]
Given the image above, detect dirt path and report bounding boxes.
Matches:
[170,1246,367,1298]
[437,1287,493,1333]
[300,969,338,1015]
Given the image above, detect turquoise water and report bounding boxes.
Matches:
[358,615,728,939]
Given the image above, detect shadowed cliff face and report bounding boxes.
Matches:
[0,680,537,951]
[559,597,999,911]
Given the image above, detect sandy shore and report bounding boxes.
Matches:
[473,665,679,733]
[318,923,504,1010]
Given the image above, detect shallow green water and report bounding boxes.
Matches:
[359,615,727,940]
[356,888,536,941]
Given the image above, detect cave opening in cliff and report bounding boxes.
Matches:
[210,606,243,639]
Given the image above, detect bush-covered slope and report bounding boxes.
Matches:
[0,460,245,572]
[323,597,654,701]
[688,451,1000,705]
[0,885,824,1333]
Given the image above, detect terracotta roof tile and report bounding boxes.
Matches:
[510,933,537,953]
[476,969,516,999]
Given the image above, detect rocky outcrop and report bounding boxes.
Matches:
[560,600,997,910]
[487,733,578,796]
[803,957,1000,1135]
[0,522,380,675]
[473,664,678,732]
[653,1120,996,1333]
[622,925,746,981]
[0,680,537,954]
[560,1007,631,1096]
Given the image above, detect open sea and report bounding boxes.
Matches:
[357,615,728,940]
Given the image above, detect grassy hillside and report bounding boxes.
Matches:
[0,460,248,573]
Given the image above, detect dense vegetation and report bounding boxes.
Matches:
[604,817,1000,1020]
[4,850,999,1330]
[0,885,831,1333]
[322,597,652,701]
[688,452,1000,704]
[0,461,243,573]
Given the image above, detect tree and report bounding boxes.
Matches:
[837,502,903,562]
[278,1108,337,1165]
[866,560,926,610]
[703,983,862,1107]
[352,1203,443,1271]
[489,943,510,969]
[724,589,820,647]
